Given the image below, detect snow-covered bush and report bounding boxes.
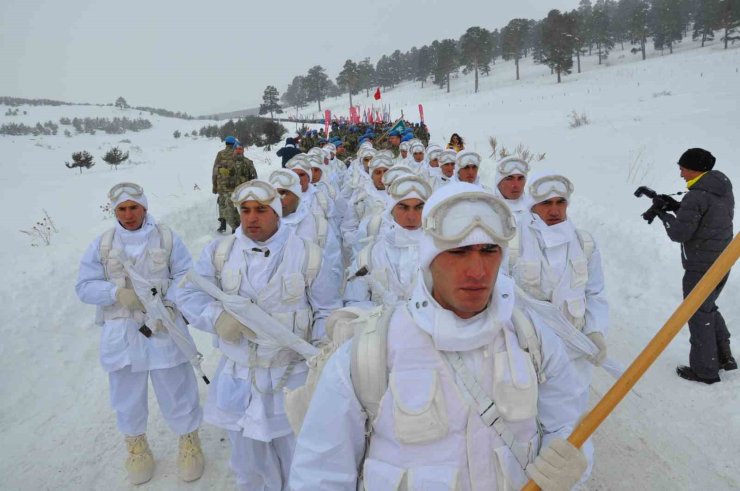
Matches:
[568,110,590,128]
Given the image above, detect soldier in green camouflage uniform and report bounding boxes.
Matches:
[212,138,239,233]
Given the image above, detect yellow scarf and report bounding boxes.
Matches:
[687,172,707,189]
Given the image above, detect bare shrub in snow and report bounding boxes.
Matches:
[99,203,114,219]
[652,90,672,98]
[488,136,546,163]
[20,210,58,246]
[568,110,590,128]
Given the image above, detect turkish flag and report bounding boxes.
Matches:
[373,87,381,100]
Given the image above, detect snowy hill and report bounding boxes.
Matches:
[1,36,738,490]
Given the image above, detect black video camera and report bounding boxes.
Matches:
[634,186,682,224]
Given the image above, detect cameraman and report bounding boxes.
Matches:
[652,148,735,384]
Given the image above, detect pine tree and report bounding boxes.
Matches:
[693,0,719,46]
[65,150,95,174]
[337,59,360,107]
[415,46,434,87]
[501,19,531,80]
[357,58,376,97]
[650,0,687,54]
[717,0,740,48]
[102,147,129,169]
[259,85,283,120]
[432,39,459,93]
[578,0,595,54]
[592,0,616,64]
[624,0,650,59]
[282,76,309,110]
[305,65,330,112]
[459,26,494,93]
[541,10,576,83]
[571,9,590,72]
[114,97,128,109]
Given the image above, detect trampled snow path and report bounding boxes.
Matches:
[1,36,738,490]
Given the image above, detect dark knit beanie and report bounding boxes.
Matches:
[678,148,715,172]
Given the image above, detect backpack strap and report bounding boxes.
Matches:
[316,189,329,216]
[350,306,393,425]
[212,235,238,284]
[301,238,323,286]
[511,307,545,383]
[314,213,329,248]
[507,229,521,272]
[366,213,383,239]
[98,227,116,280]
[155,224,174,270]
[576,229,595,261]
[348,243,373,281]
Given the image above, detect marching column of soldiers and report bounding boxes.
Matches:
[75,117,734,490]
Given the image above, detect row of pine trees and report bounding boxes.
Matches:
[268,0,739,113]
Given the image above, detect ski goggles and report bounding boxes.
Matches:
[231,179,278,205]
[427,149,442,161]
[269,169,300,190]
[369,155,393,171]
[529,175,574,202]
[389,175,432,203]
[359,148,376,161]
[423,191,517,247]
[399,142,410,152]
[382,166,414,187]
[286,155,312,173]
[497,157,530,176]
[410,143,425,154]
[438,150,457,165]
[108,182,144,202]
[456,151,482,168]
[307,155,324,169]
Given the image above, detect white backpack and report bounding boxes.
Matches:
[99,224,173,280]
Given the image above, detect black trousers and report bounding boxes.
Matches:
[683,271,731,378]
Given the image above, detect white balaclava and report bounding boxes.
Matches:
[493,156,530,213]
[414,181,518,352]
[109,182,148,210]
[231,179,282,218]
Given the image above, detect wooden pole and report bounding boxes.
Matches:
[522,232,740,491]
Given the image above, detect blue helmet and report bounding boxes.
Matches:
[388,130,401,137]
[401,134,413,142]
[224,136,237,145]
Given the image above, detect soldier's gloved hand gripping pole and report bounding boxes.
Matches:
[521,233,740,491]
[121,260,211,385]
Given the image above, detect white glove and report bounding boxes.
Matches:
[526,438,587,491]
[116,288,144,311]
[214,311,255,344]
[587,332,607,366]
[154,305,176,333]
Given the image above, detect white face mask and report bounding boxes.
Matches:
[408,271,513,352]
[532,214,576,248]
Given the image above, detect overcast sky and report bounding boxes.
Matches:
[1,0,581,115]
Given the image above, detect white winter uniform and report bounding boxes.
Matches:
[75,216,201,436]
[492,189,529,224]
[344,224,422,308]
[509,213,609,479]
[345,184,394,261]
[290,274,581,490]
[177,224,341,490]
[283,201,344,299]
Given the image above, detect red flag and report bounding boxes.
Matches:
[324,110,331,136]
[373,87,381,100]
[418,104,425,123]
[368,110,374,124]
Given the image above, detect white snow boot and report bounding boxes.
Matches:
[124,434,154,485]
[177,430,204,482]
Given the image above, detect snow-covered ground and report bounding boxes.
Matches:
[1,36,738,490]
